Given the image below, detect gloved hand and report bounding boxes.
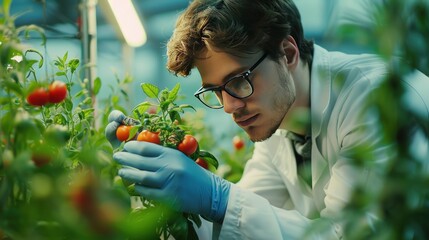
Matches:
[105,110,141,148]
[105,110,126,148]
[113,141,231,223]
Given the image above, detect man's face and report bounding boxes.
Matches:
[195,47,296,142]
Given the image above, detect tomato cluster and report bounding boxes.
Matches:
[27,81,68,106]
[116,126,199,158]
[115,122,209,169]
[113,84,218,172]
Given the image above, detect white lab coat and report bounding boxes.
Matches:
[199,45,429,239]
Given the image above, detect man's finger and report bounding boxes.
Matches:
[123,141,168,157]
[119,167,165,188]
[113,151,162,171]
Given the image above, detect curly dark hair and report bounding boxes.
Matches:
[166,0,314,76]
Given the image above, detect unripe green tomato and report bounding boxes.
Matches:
[44,124,70,145]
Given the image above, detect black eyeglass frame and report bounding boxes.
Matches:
[194,53,268,109]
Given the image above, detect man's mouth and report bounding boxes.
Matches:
[235,114,258,127]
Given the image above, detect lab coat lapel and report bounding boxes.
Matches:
[274,130,317,217]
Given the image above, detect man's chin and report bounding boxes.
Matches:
[245,127,277,143]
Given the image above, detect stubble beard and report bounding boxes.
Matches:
[248,66,296,142]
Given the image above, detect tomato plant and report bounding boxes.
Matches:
[27,87,49,106]
[48,80,67,103]
[111,83,221,239]
[178,134,198,156]
[116,125,134,142]
[0,4,132,238]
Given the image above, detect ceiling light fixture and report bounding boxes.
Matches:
[101,0,147,47]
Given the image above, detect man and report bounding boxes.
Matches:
[106,0,429,239]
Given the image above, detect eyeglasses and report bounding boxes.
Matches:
[194,53,267,109]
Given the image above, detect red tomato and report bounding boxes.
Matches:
[177,134,198,156]
[147,106,157,114]
[48,81,68,103]
[31,153,51,167]
[70,186,94,215]
[27,88,49,106]
[69,173,97,216]
[116,125,134,142]
[233,135,245,150]
[137,130,161,144]
[195,158,208,169]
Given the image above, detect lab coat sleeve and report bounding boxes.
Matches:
[215,184,314,239]
[212,137,339,239]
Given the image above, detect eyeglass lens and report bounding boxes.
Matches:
[200,76,252,108]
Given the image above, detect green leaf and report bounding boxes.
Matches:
[122,74,133,84]
[64,98,73,111]
[168,83,180,102]
[82,108,95,119]
[82,96,92,105]
[198,150,219,169]
[76,108,84,120]
[44,124,70,146]
[132,101,152,116]
[112,95,119,104]
[55,71,66,76]
[169,110,181,123]
[25,59,38,68]
[179,104,196,112]
[128,126,139,140]
[54,58,64,70]
[93,77,101,95]
[73,89,85,99]
[68,58,80,74]
[127,183,140,196]
[53,113,67,125]
[141,83,159,98]
[3,79,23,95]
[38,57,44,68]
[160,100,171,112]
[120,89,128,98]
[62,52,68,63]
[126,207,163,238]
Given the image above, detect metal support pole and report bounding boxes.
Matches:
[80,0,98,123]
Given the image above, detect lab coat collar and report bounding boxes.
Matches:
[311,45,331,139]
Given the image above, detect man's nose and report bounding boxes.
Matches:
[222,91,245,114]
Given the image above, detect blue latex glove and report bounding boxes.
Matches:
[113,141,231,223]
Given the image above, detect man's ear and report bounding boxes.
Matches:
[280,36,299,70]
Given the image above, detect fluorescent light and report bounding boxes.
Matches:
[107,0,147,47]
